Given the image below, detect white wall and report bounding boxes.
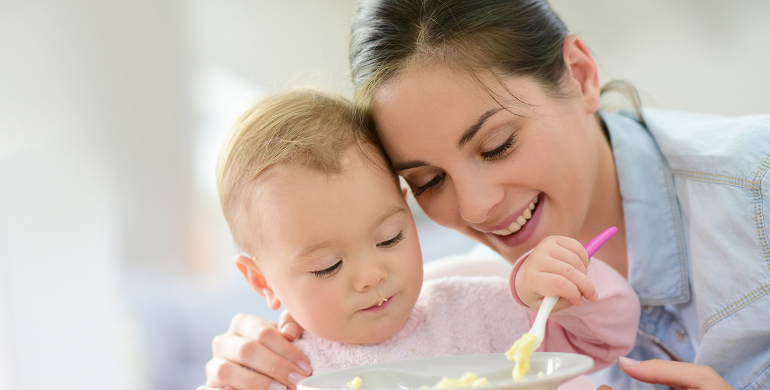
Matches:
[551,0,770,116]
[0,0,193,389]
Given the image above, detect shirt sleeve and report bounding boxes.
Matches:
[509,255,641,371]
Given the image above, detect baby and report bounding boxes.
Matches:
[216,90,640,377]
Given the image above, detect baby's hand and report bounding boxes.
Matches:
[514,236,598,313]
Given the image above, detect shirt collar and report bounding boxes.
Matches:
[602,110,690,306]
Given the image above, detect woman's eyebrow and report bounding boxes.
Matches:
[457,108,504,148]
[392,160,427,172]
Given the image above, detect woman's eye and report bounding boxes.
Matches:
[377,231,404,248]
[312,260,342,278]
[412,172,445,197]
[481,134,517,161]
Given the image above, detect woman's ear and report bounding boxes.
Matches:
[234,255,282,310]
[562,34,600,114]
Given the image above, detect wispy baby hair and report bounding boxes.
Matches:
[216,89,377,249]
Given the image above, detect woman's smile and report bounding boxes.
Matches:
[486,193,544,247]
[484,194,540,236]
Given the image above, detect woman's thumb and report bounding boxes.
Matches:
[278,310,303,341]
[617,357,732,390]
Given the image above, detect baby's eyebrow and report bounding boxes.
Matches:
[293,208,406,261]
[294,240,335,260]
[373,207,406,229]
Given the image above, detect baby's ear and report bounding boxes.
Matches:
[234,255,281,310]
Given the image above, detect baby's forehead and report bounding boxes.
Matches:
[242,150,406,255]
[261,144,395,186]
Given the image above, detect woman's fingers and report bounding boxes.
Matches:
[618,357,734,390]
[213,333,310,389]
[228,314,312,375]
[278,310,303,341]
[205,357,288,390]
[206,313,312,390]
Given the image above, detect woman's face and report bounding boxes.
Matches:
[372,64,606,262]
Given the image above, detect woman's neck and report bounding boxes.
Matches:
[578,118,628,279]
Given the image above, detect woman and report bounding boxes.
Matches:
[201,1,768,389]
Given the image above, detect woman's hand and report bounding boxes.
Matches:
[514,235,597,312]
[597,357,734,390]
[198,311,311,390]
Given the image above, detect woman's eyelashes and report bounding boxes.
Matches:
[312,260,342,278]
[409,133,517,197]
[377,231,404,248]
[481,133,517,161]
[412,172,445,197]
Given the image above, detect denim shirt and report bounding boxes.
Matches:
[588,109,770,390]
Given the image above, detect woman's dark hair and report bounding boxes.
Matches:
[349,0,644,125]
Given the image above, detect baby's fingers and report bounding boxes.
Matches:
[537,272,584,308]
[552,236,590,270]
[543,261,597,305]
[547,243,588,275]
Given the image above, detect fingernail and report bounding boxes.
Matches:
[297,360,312,375]
[591,291,599,301]
[619,356,640,367]
[281,322,301,338]
[269,381,287,390]
[288,372,305,386]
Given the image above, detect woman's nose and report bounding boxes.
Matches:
[454,173,500,224]
[354,258,388,291]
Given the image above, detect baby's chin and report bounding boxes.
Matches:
[309,315,409,345]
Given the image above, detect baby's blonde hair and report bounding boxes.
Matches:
[217,89,382,250]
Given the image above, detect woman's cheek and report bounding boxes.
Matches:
[415,193,454,228]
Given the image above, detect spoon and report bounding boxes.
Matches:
[507,226,618,381]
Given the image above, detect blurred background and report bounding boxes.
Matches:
[0,1,768,389]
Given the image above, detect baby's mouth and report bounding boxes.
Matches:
[491,194,540,236]
[363,295,393,311]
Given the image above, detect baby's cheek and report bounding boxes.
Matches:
[284,284,348,337]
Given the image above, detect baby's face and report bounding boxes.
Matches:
[243,147,423,344]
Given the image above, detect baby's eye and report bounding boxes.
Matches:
[377,231,404,248]
[312,260,342,278]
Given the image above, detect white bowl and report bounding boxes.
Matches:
[298,352,593,390]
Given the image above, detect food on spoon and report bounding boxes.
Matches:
[505,332,537,381]
[347,376,362,389]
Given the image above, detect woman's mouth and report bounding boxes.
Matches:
[491,195,539,236]
[485,194,543,247]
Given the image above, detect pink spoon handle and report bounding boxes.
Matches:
[584,226,617,258]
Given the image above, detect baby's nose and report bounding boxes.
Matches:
[354,261,388,291]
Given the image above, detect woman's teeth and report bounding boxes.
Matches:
[492,196,539,236]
